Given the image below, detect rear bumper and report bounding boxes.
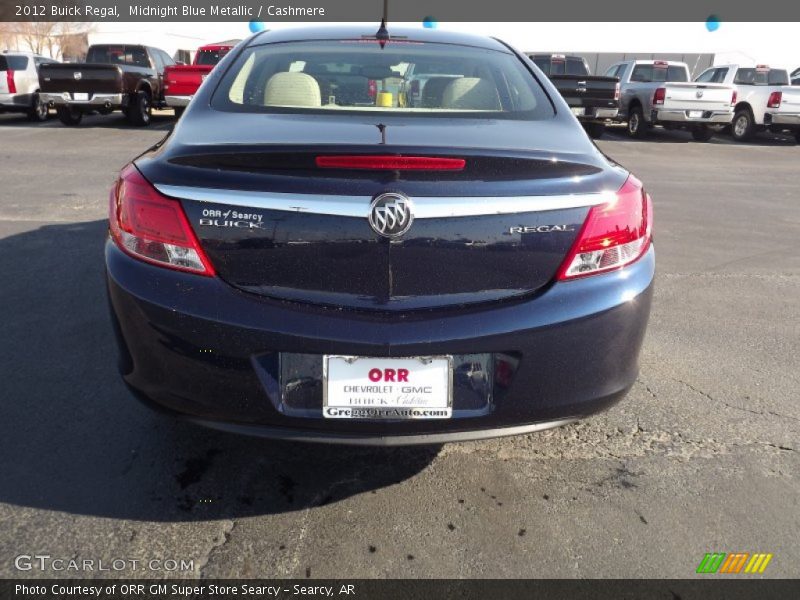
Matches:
[40,92,124,107]
[765,112,800,126]
[0,92,31,108]
[573,107,619,120]
[165,95,192,107]
[106,240,655,445]
[653,109,733,124]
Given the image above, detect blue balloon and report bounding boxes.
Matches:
[249,20,265,33]
[705,15,720,32]
[422,16,438,29]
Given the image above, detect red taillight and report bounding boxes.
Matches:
[653,87,666,105]
[614,82,620,102]
[6,70,16,94]
[315,155,466,171]
[767,91,782,108]
[731,90,738,106]
[109,165,215,276]
[557,176,652,280]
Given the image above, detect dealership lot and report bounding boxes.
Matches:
[0,111,797,578]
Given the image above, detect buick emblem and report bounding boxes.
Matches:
[696,90,703,98]
[73,71,82,80]
[368,193,413,238]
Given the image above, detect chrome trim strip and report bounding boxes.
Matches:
[155,184,613,218]
[187,417,579,446]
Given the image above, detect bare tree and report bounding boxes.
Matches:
[2,22,94,59]
[12,21,59,55]
[0,22,19,51]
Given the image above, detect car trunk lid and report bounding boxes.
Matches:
[140,113,622,311]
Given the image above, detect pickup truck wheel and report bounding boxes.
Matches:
[27,93,49,122]
[173,107,185,119]
[627,105,649,138]
[127,91,152,126]
[732,109,755,142]
[57,106,82,126]
[583,122,606,139]
[691,125,714,142]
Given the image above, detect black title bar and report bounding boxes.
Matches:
[4,580,800,600]
[1,0,800,22]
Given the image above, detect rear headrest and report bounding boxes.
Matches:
[421,77,455,108]
[263,72,321,107]
[442,77,501,110]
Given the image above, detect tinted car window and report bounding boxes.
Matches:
[566,58,588,75]
[87,45,150,67]
[0,56,29,70]
[196,49,230,66]
[631,64,688,83]
[734,68,789,86]
[530,57,586,76]
[213,40,553,119]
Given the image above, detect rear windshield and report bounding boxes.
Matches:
[212,40,553,119]
[87,45,150,67]
[196,48,230,66]
[630,64,688,83]
[532,57,588,76]
[0,56,29,71]
[733,68,789,86]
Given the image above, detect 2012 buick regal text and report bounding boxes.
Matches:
[105,26,654,445]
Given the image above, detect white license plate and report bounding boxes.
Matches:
[323,356,452,419]
[571,107,585,116]
[688,110,703,118]
[73,93,89,101]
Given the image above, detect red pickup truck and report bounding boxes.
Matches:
[163,42,237,116]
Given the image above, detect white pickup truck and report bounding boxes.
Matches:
[694,64,799,142]
[605,59,736,141]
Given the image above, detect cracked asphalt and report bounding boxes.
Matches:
[0,111,797,579]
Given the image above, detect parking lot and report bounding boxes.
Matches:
[0,110,797,579]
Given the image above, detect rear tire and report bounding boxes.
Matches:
[127,91,152,126]
[627,105,650,138]
[57,106,82,126]
[691,125,714,142]
[732,109,755,142]
[27,92,49,122]
[173,106,185,119]
[583,122,606,139]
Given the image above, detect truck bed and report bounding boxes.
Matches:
[548,75,619,112]
[39,63,124,95]
[163,64,213,98]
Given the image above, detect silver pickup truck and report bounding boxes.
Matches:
[605,60,736,141]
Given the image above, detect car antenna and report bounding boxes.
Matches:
[375,0,389,48]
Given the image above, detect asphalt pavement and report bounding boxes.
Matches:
[0,110,797,579]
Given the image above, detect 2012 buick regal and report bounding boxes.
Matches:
[106,27,654,445]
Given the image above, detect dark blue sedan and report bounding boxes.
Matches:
[105,26,654,444]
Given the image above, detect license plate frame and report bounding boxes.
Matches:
[73,92,89,101]
[688,110,703,118]
[323,355,453,419]
[570,107,586,116]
